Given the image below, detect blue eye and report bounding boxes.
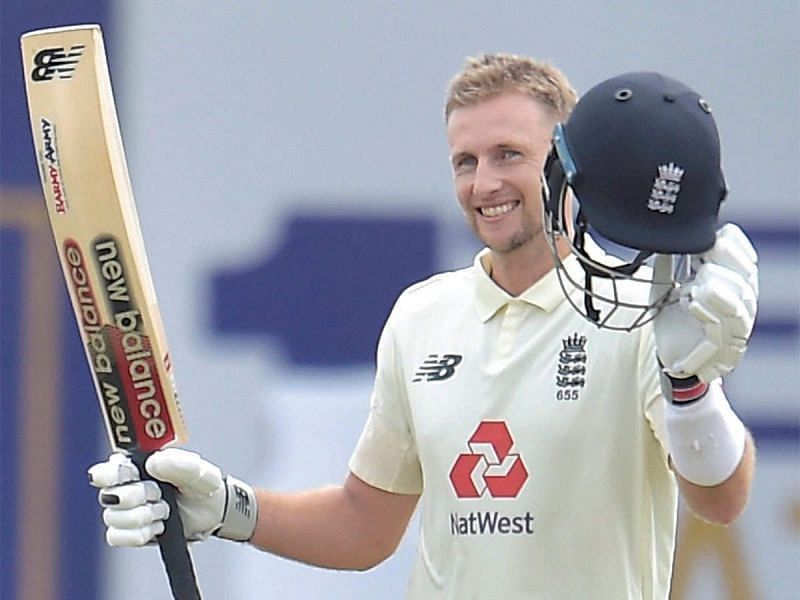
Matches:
[453,155,477,171]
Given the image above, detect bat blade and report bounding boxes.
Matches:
[21,24,201,600]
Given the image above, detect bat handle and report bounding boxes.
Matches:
[132,451,202,600]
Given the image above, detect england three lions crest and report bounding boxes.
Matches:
[556,333,587,401]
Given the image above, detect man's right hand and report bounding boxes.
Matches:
[88,449,258,547]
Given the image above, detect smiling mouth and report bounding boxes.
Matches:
[479,201,519,217]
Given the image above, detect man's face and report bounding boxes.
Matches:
[447,92,556,255]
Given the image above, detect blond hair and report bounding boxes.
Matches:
[445,53,577,122]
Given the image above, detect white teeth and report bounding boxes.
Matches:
[481,202,516,217]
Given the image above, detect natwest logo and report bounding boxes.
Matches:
[449,420,528,499]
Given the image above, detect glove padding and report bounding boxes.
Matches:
[651,223,758,383]
[88,449,257,547]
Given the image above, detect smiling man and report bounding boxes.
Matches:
[447,86,572,294]
[88,53,757,599]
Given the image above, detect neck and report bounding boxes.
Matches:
[488,237,571,296]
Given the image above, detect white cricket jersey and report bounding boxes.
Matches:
[349,248,678,600]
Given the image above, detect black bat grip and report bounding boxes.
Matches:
[132,451,202,600]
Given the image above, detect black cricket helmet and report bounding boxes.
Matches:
[542,71,727,330]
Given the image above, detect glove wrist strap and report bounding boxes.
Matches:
[215,476,258,542]
[665,379,747,487]
[664,373,709,404]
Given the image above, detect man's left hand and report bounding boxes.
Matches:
[652,223,758,383]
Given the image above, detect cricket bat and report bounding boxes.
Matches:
[21,25,201,599]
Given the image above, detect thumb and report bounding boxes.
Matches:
[145,448,223,496]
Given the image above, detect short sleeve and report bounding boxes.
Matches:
[348,308,423,494]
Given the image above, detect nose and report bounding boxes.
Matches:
[472,161,503,198]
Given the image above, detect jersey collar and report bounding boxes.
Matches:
[473,248,582,322]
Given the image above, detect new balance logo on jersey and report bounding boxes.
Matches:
[31,45,86,81]
[412,353,462,382]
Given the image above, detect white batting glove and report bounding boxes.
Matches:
[651,223,758,383]
[88,449,258,547]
